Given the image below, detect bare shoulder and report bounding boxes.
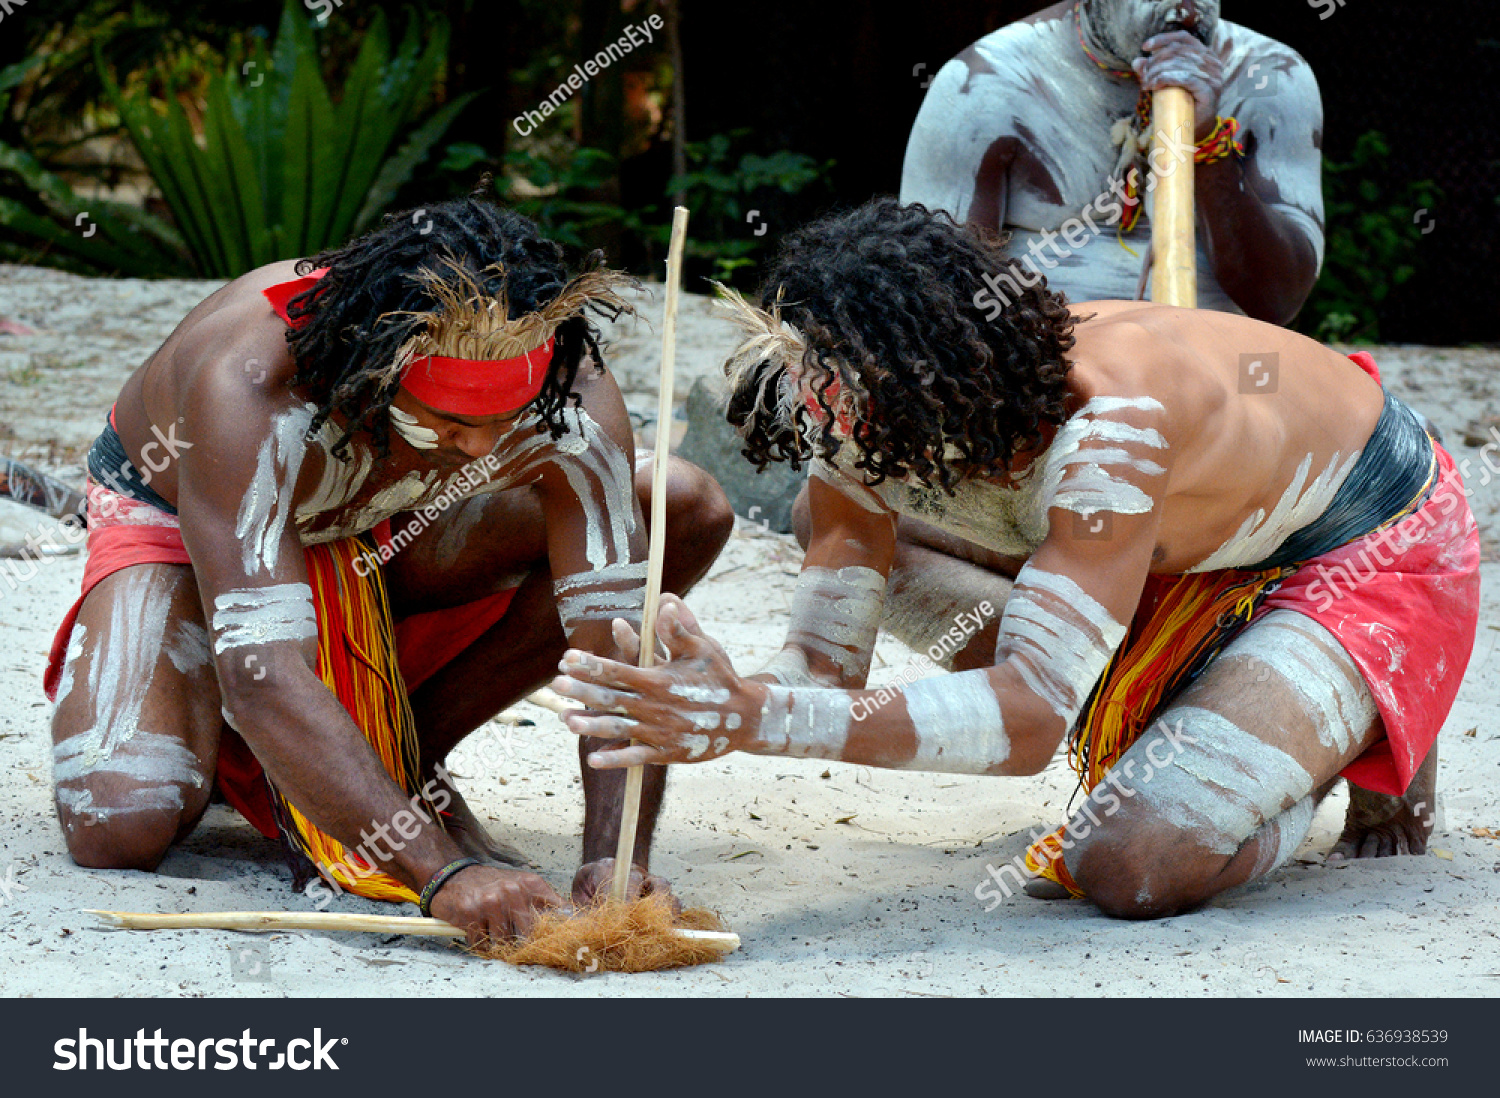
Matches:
[161,259,306,394]
[1216,21,1322,120]
[964,2,1073,70]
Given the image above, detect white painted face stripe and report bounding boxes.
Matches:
[211,583,318,654]
[388,405,440,449]
[996,567,1126,722]
[1250,794,1316,881]
[236,405,313,577]
[1191,450,1361,572]
[758,685,851,759]
[1132,705,1314,856]
[900,671,1008,773]
[1220,610,1375,754]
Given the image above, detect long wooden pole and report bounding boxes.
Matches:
[609,205,691,905]
[84,909,741,952]
[1149,86,1198,308]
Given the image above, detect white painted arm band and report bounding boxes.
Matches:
[211,583,319,654]
[756,670,1011,776]
[994,567,1127,730]
[754,564,886,686]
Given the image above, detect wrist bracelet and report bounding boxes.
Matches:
[1196,115,1245,164]
[419,857,482,917]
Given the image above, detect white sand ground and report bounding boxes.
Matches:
[1,266,1498,998]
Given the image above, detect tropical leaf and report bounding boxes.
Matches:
[352,92,479,236]
[78,0,470,277]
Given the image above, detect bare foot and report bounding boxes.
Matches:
[1023,878,1077,900]
[1326,745,1437,861]
[426,770,532,868]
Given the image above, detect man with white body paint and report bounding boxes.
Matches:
[902,0,1323,324]
[45,187,732,944]
[554,199,1479,919]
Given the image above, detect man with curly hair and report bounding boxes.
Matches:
[553,198,1479,919]
[44,184,732,943]
[901,0,1323,324]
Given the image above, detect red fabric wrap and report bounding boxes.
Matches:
[1242,350,1480,794]
[261,268,551,415]
[44,486,519,837]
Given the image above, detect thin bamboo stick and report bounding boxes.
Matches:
[84,909,741,952]
[609,206,691,905]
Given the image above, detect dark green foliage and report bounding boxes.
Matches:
[1296,131,1441,344]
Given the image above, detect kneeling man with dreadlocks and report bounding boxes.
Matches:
[45,185,732,942]
[553,198,1479,918]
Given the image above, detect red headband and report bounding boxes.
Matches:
[262,267,552,416]
[399,340,553,416]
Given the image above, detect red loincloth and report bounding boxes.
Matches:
[1245,351,1481,794]
[44,481,518,838]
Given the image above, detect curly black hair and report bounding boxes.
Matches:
[283,176,629,457]
[728,197,1079,492]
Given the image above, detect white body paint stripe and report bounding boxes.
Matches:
[236,405,313,576]
[997,567,1126,722]
[784,565,885,683]
[1133,706,1314,856]
[211,584,318,654]
[54,729,204,788]
[556,586,645,627]
[901,671,1009,773]
[758,686,852,760]
[1191,451,1361,572]
[1251,794,1317,880]
[1220,610,1376,754]
[757,646,814,687]
[553,560,649,593]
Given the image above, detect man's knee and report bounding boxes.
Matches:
[59,806,181,872]
[665,460,734,557]
[1069,821,1216,920]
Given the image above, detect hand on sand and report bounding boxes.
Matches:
[428,864,563,946]
[550,594,766,768]
[571,858,681,913]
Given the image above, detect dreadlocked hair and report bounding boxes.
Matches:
[724,197,1078,493]
[284,176,634,457]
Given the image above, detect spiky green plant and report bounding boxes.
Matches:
[97,0,476,277]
